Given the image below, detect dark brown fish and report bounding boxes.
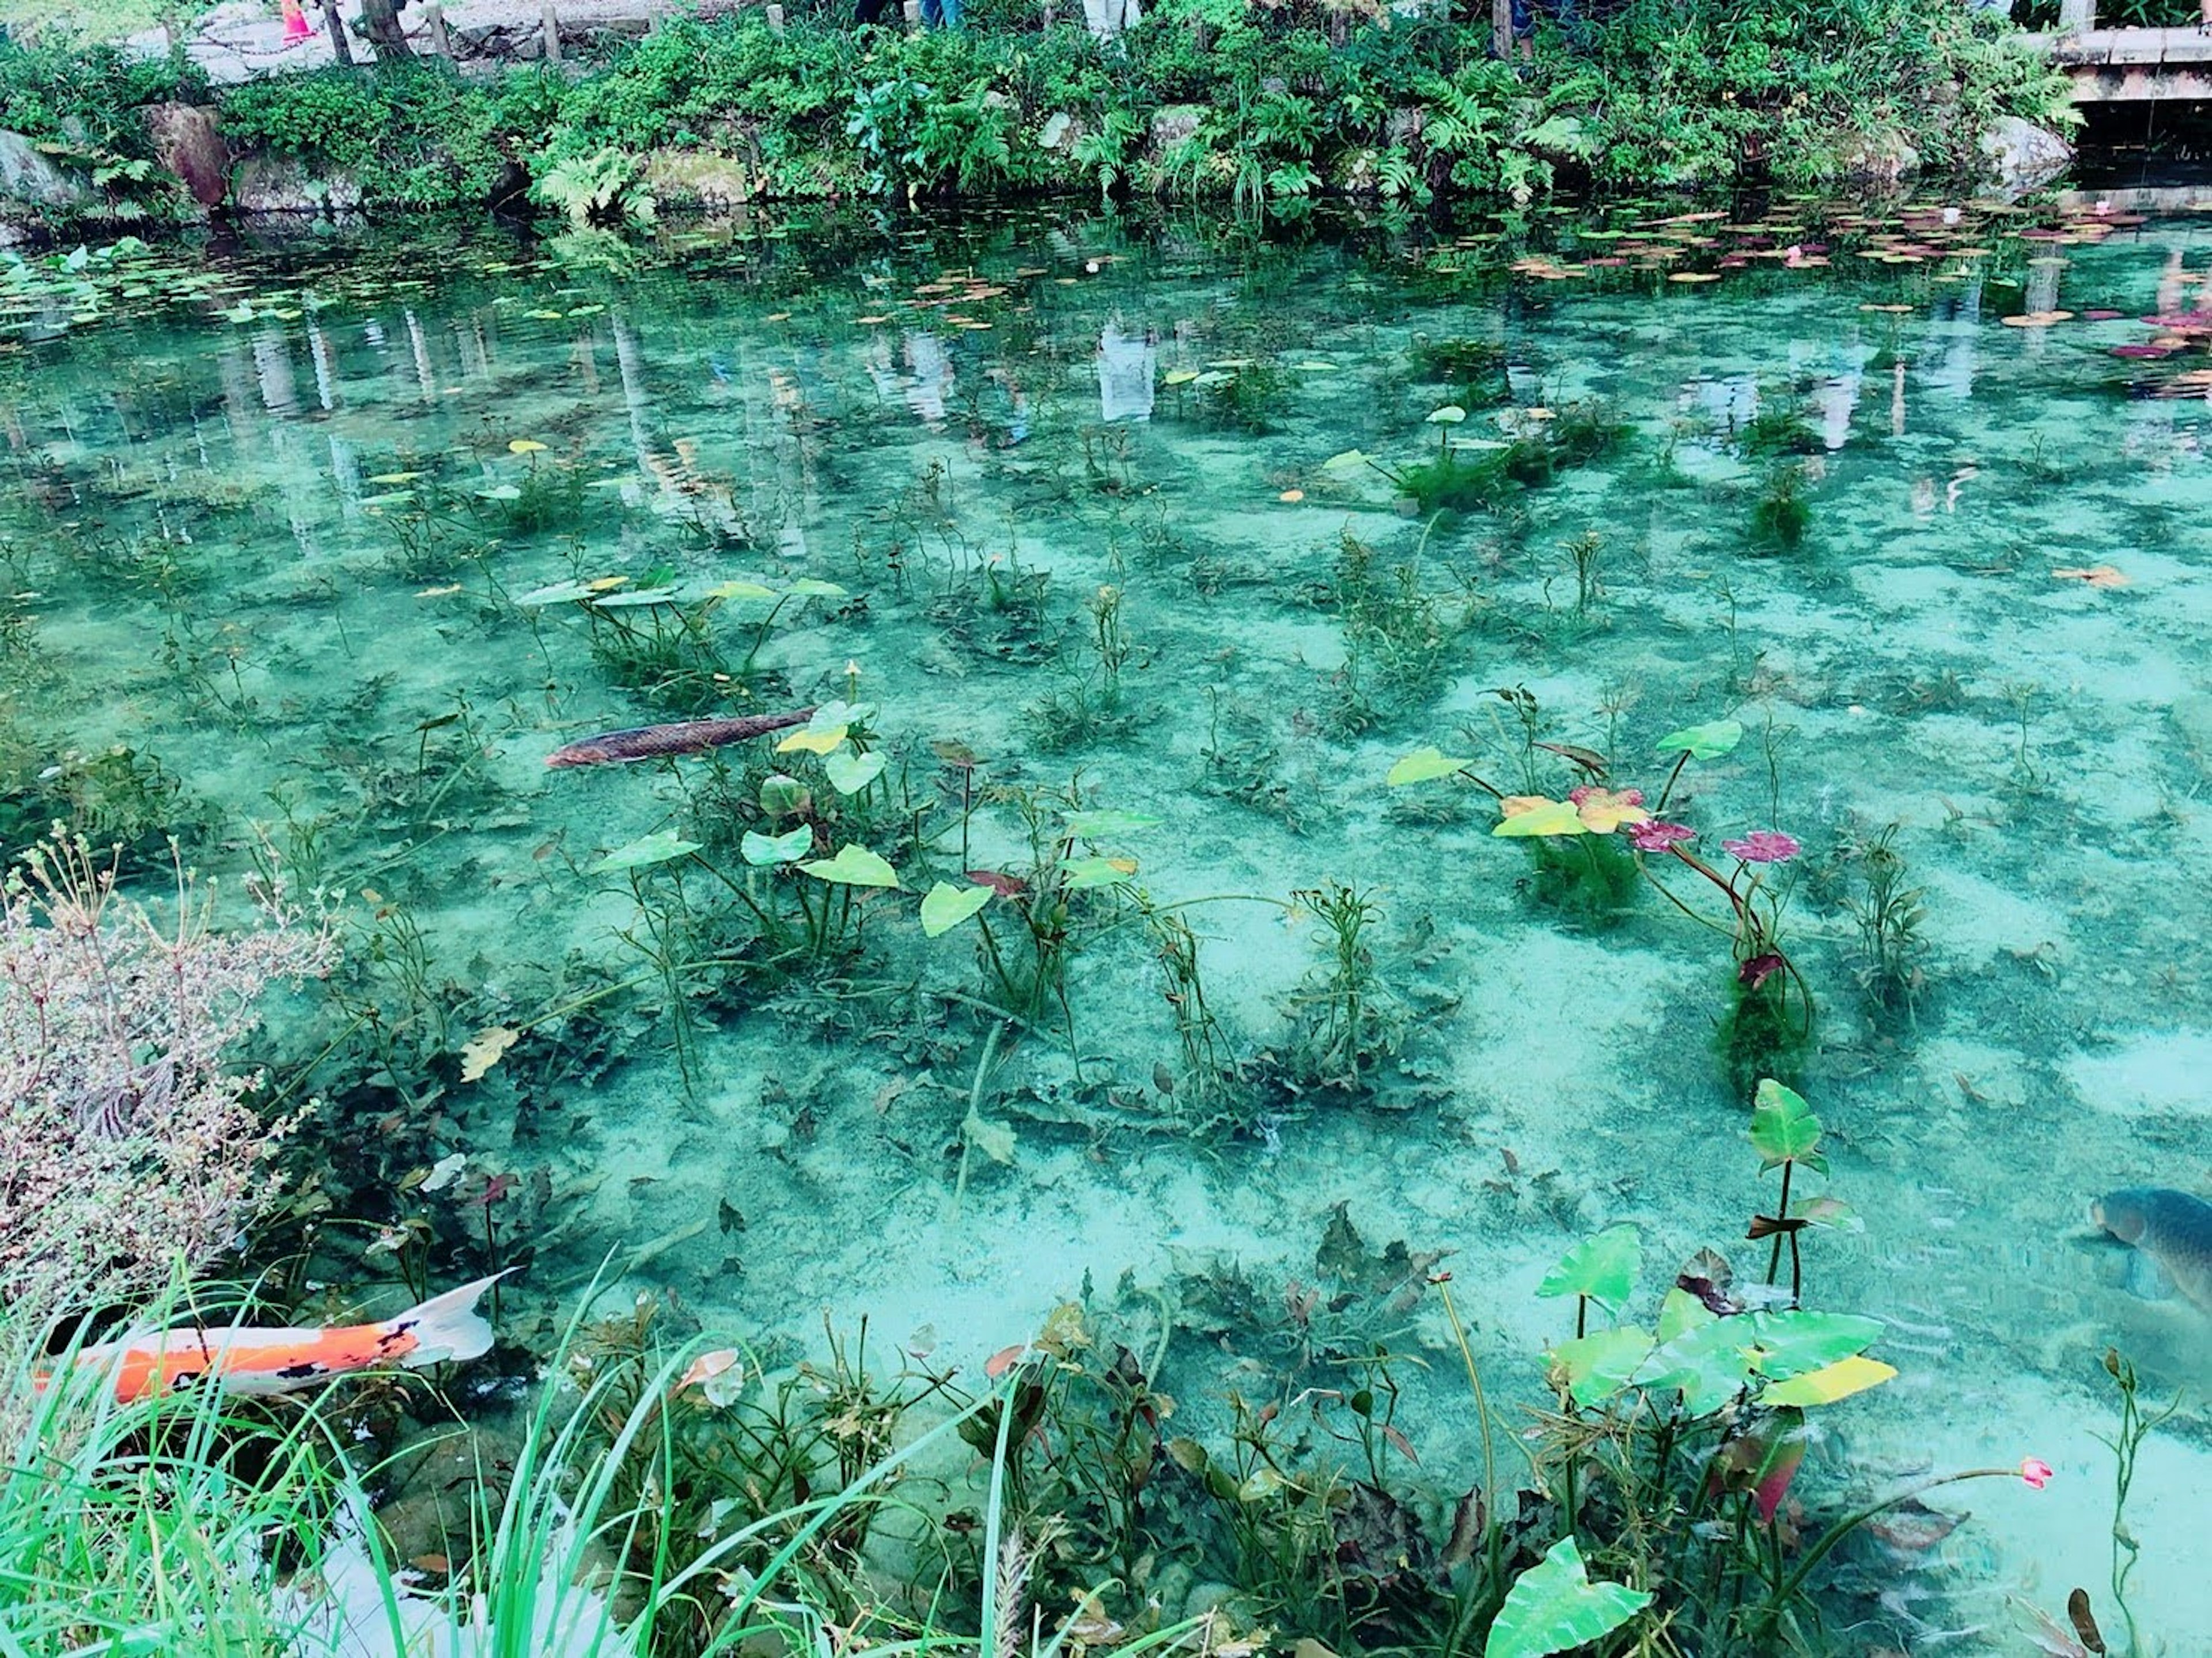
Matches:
[2091,1187,2212,1312]
[546,708,815,768]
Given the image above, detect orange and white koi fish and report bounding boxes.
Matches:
[61,1273,510,1403]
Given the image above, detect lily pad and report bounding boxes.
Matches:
[1061,855,1138,890]
[516,580,597,607]
[1548,1326,1655,1407]
[1493,799,1588,838]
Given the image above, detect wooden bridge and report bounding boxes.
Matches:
[2034,6,2212,102]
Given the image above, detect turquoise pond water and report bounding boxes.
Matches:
[7,196,2212,1645]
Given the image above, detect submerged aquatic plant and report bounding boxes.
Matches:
[0,835,335,1319]
[1747,462,1814,552]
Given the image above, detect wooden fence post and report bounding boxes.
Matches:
[1492,0,1513,58]
[2058,0,2094,30]
[541,0,563,61]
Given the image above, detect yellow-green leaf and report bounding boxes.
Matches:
[1758,1356,1896,1408]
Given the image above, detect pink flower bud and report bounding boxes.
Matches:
[2018,1456,2053,1490]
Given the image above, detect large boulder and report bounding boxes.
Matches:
[145,104,229,209]
[1149,104,1206,151]
[1839,129,1919,184]
[0,130,92,213]
[641,150,754,211]
[1980,116,2073,188]
[232,153,364,215]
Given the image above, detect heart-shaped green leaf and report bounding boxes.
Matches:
[1655,1286,1716,1344]
[1750,1079,1827,1173]
[1741,1310,1883,1380]
[1636,1316,1755,1416]
[741,826,813,867]
[920,881,993,938]
[798,845,900,888]
[1547,1326,1655,1408]
[823,748,886,795]
[1537,1225,1639,1309]
[1493,800,1588,838]
[1655,718,1743,760]
[1387,746,1476,787]
[594,830,701,872]
[1483,1537,1652,1658]
[1061,855,1139,890]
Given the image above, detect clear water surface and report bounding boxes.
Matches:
[6,196,2212,1649]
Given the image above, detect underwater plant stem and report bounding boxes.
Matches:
[948,1020,1007,1221]
[1434,1277,1499,1526]
[1764,1160,1794,1289]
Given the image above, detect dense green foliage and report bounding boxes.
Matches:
[0,0,2071,220]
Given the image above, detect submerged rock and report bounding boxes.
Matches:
[1980,116,2073,188]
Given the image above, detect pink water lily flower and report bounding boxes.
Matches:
[2018,1456,2053,1490]
[1628,819,1696,853]
[1722,829,1800,865]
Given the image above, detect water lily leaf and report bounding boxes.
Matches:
[823,748,886,795]
[516,580,597,606]
[1758,1355,1896,1409]
[1547,1326,1654,1407]
[786,578,847,597]
[1484,1538,1652,1658]
[459,1025,518,1083]
[1062,855,1138,890]
[1655,718,1743,760]
[1320,448,1372,475]
[1538,1224,1639,1309]
[741,826,813,867]
[366,471,422,484]
[1387,746,1475,786]
[595,830,702,872]
[1749,1079,1827,1173]
[588,589,684,608]
[1742,1310,1883,1380]
[507,438,548,454]
[806,700,875,731]
[920,881,994,938]
[1163,369,1200,386]
[476,484,523,502]
[1637,1316,1754,1415]
[703,579,779,602]
[799,845,900,888]
[1427,404,1468,424]
[1796,1195,1858,1230]
[778,725,849,756]
[1655,1286,1716,1344]
[1063,809,1161,837]
[1494,798,1588,838]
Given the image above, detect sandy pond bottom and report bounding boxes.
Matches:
[8,198,2212,1650]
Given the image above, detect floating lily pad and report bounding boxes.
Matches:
[824,748,886,795]
[1388,746,1474,786]
[1655,718,1743,760]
